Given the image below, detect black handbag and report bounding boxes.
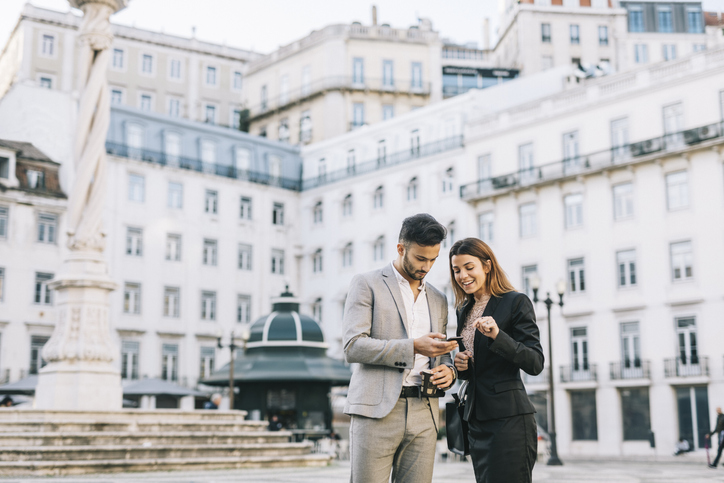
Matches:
[446,381,469,456]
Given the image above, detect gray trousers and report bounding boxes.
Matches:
[349,396,438,483]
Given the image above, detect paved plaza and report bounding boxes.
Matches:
[3,460,724,483]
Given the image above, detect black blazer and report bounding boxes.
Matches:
[456,291,544,422]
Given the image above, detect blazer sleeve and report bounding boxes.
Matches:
[488,293,544,376]
[437,295,457,388]
[343,274,415,368]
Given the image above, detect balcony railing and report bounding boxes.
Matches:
[560,364,597,383]
[610,360,651,380]
[522,369,549,385]
[106,142,303,191]
[460,120,724,201]
[247,76,431,120]
[302,135,464,190]
[664,356,709,378]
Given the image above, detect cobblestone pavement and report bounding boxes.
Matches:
[4,460,724,482]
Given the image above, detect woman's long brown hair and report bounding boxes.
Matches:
[449,238,515,309]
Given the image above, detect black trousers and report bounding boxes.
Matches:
[468,413,537,483]
[714,433,724,466]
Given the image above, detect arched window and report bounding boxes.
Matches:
[373,236,385,262]
[407,177,418,201]
[313,248,323,273]
[342,242,354,267]
[374,186,384,209]
[342,194,353,217]
[312,297,323,324]
[313,201,323,224]
[442,167,454,193]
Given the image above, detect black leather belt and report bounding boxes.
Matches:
[400,386,444,398]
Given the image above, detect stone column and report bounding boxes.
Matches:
[34,0,128,411]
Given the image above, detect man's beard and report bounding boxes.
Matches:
[402,252,427,281]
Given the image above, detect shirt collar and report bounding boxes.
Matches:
[390,261,426,292]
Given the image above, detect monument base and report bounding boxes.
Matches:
[35,361,122,410]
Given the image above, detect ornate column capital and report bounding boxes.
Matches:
[69,0,128,13]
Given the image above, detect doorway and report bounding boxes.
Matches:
[676,385,710,449]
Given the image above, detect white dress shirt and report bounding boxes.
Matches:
[391,261,431,387]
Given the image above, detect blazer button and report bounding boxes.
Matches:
[399,368,404,373]
[402,363,407,367]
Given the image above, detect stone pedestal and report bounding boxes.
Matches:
[35,252,122,410]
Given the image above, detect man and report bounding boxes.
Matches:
[268,415,283,432]
[707,407,724,468]
[344,213,458,483]
[203,393,222,410]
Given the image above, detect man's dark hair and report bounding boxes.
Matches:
[398,213,447,248]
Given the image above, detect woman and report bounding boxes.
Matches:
[450,238,544,483]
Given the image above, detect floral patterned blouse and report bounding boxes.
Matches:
[461,294,491,362]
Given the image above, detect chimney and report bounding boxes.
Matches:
[483,18,490,50]
[372,6,378,26]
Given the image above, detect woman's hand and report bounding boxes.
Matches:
[455,350,473,372]
[474,316,499,340]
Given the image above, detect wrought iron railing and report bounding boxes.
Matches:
[610,360,650,380]
[560,363,597,383]
[106,142,303,191]
[460,120,724,200]
[664,356,709,378]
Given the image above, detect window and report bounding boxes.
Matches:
[662,44,676,61]
[111,89,123,105]
[0,206,6,239]
[300,110,312,143]
[671,241,693,281]
[233,71,243,90]
[570,25,580,44]
[204,104,216,124]
[519,143,535,182]
[34,272,53,305]
[269,155,281,180]
[317,159,326,181]
[205,189,218,214]
[666,171,688,210]
[658,5,673,33]
[613,183,634,220]
[522,265,538,299]
[411,62,422,89]
[312,298,323,324]
[407,177,418,201]
[620,321,641,369]
[112,48,124,69]
[377,140,386,165]
[272,202,284,225]
[564,193,583,229]
[260,85,268,111]
[382,104,394,120]
[203,239,218,266]
[628,5,644,32]
[37,213,57,244]
[617,249,637,288]
[692,44,706,53]
[166,234,181,261]
[571,327,589,373]
[235,148,251,173]
[313,249,323,273]
[0,267,4,301]
[125,227,143,256]
[343,193,353,217]
[663,103,684,145]
[123,282,141,314]
[128,174,145,202]
[634,44,648,64]
[301,65,311,95]
[199,346,215,380]
[347,150,356,174]
[206,66,217,86]
[313,201,323,224]
[342,242,353,267]
[139,94,152,111]
[353,58,364,84]
[169,59,181,79]
[442,167,455,194]
[161,344,178,381]
[382,60,394,87]
[352,103,365,128]
[541,23,551,43]
[238,244,252,270]
[571,390,598,440]
[611,117,629,162]
[621,388,651,441]
[201,291,216,320]
[447,221,456,247]
[240,196,252,220]
[373,236,385,262]
[163,286,180,318]
[278,118,290,143]
[598,26,608,46]
[562,131,579,171]
[39,76,52,89]
[478,212,494,242]
[41,34,54,56]
[237,294,251,324]
[279,75,289,105]
[168,182,183,209]
[373,186,384,209]
[141,54,153,74]
[410,129,420,156]
[121,341,139,380]
[164,132,181,166]
[568,258,586,293]
[541,56,553,71]
[478,154,491,181]
[167,97,181,117]
[519,203,537,238]
[27,169,44,189]
[687,6,703,33]
[271,249,285,274]
[29,336,50,375]
[676,317,698,365]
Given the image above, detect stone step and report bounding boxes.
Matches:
[0,442,313,462]
[0,453,332,477]
[0,409,253,423]
[0,431,291,447]
[0,420,272,433]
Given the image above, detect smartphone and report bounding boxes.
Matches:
[446,336,465,352]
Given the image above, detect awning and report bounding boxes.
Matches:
[0,375,38,395]
[122,378,207,397]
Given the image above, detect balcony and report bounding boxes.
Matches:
[105,142,302,191]
[460,120,724,201]
[302,135,464,190]
[248,76,431,121]
[522,369,549,386]
[664,356,709,378]
[560,364,597,383]
[609,360,651,380]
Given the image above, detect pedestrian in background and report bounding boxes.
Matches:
[707,407,724,468]
[203,393,222,410]
[268,415,283,432]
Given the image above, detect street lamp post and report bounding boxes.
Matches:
[531,277,565,466]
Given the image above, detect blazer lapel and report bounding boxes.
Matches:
[382,264,410,335]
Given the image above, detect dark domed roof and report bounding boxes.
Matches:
[247,287,327,349]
